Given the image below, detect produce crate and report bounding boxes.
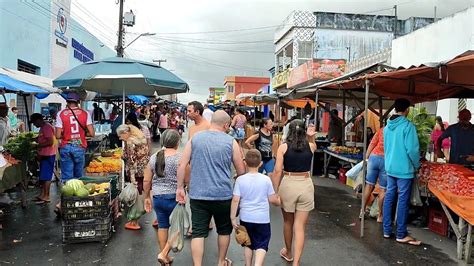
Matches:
[62,215,112,244]
[61,192,111,220]
[80,175,119,199]
[428,207,448,236]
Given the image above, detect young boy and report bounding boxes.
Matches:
[231,149,281,266]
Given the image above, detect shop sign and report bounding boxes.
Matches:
[54,7,68,47]
[288,59,346,88]
[72,38,94,63]
[271,68,291,88]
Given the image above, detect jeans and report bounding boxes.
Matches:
[383,176,413,239]
[60,144,86,181]
[258,158,275,174]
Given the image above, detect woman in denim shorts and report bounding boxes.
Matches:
[361,127,387,222]
[143,129,181,265]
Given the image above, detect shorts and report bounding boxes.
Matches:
[259,158,275,174]
[190,199,232,238]
[39,155,56,181]
[239,220,271,251]
[235,128,245,140]
[366,155,387,189]
[153,194,177,229]
[278,175,314,213]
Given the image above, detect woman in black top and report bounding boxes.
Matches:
[245,118,274,176]
[273,119,317,265]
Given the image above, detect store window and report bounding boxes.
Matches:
[297,41,314,66]
[17,60,40,75]
[227,85,234,93]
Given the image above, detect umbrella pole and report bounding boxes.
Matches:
[360,79,370,238]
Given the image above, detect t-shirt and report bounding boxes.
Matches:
[149,152,181,195]
[38,123,57,156]
[159,114,168,129]
[202,108,213,122]
[56,107,92,148]
[233,172,275,224]
[370,129,385,157]
[439,123,474,165]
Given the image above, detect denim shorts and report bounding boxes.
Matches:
[153,194,177,229]
[39,155,56,181]
[259,158,275,174]
[366,154,388,189]
[235,128,246,140]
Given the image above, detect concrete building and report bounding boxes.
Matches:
[207,87,226,104]
[391,7,474,124]
[223,76,270,101]
[0,0,115,118]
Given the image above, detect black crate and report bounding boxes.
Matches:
[61,192,111,220]
[62,215,112,244]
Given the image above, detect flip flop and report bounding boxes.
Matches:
[396,236,422,246]
[35,200,49,205]
[279,248,294,262]
[54,207,61,217]
[152,220,158,228]
[125,222,141,230]
[224,258,232,266]
[32,197,44,202]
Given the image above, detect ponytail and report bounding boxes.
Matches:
[155,149,166,177]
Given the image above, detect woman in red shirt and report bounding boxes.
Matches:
[361,127,387,223]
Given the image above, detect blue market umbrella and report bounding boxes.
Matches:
[52,57,189,96]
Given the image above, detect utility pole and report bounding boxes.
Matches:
[393,5,398,38]
[153,59,167,66]
[116,0,125,57]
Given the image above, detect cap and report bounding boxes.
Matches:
[66,92,80,102]
[458,109,472,122]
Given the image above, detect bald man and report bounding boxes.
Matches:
[177,110,246,266]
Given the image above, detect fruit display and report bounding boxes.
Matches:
[418,162,474,197]
[62,178,110,198]
[86,158,122,173]
[3,132,38,163]
[328,146,361,155]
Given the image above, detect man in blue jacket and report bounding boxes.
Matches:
[383,98,421,245]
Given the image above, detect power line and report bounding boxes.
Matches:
[154,25,283,35]
[145,38,274,54]
[149,36,274,45]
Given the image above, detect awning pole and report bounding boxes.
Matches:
[121,87,125,190]
[360,79,370,238]
[310,90,319,178]
[277,98,281,144]
[23,94,31,131]
[342,90,346,145]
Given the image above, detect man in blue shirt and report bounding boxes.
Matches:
[437,109,474,165]
[383,98,421,245]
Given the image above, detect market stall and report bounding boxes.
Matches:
[323,146,362,179]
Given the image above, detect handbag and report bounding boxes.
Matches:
[410,177,423,206]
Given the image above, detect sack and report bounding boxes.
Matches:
[119,183,139,207]
[410,177,423,206]
[369,197,379,218]
[235,225,251,246]
[168,204,190,253]
[346,161,364,180]
[127,195,146,221]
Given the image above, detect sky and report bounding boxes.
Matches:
[71,0,474,103]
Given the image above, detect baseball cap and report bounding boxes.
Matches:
[66,92,80,102]
[458,109,471,122]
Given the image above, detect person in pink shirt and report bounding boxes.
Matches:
[31,113,57,204]
[431,116,450,162]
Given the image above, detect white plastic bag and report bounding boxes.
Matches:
[346,161,364,180]
[168,204,190,253]
[410,177,423,207]
[119,183,139,207]
[369,197,379,218]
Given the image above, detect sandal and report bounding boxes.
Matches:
[224,258,232,266]
[54,207,61,217]
[396,236,422,246]
[125,222,141,230]
[279,248,294,262]
[152,220,159,228]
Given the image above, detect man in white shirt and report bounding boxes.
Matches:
[202,104,214,122]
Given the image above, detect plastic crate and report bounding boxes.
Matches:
[62,215,112,244]
[428,207,448,236]
[61,192,111,220]
[80,175,119,199]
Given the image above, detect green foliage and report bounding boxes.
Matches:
[407,107,436,155]
[3,132,38,163]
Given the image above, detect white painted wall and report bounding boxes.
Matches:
[391,7,474,125]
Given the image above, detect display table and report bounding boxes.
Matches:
[323,149,361,178]
[429,184,474,263]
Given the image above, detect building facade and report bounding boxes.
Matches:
[0,0,115,115]
[208,87,226,104]
[223,76,270,101]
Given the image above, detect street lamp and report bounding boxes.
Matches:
[123,32,156,50]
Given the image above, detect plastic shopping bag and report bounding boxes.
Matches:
[168,204,190,253]
[127,195,146,221]
[119,183,139,207]
[410,177,423,206]
[346,161,364,180]
[369,197,379,218]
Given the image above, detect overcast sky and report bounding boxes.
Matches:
[72,0,474,103]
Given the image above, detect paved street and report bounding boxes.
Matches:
[0,173,459,265]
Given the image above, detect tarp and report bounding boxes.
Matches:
[429,183,474,225]
[0,67,58,93]
[317,51,474,103]
[0,74,49,94]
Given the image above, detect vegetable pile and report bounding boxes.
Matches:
[62,179,110,198]
[3,132,38,162]
[419,162,474,197]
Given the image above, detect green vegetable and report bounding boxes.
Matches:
[3,132,39,163]
[65,179,84,192]
[61,185,75,197]
[74,187,90,198]
[407,107,436,157]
